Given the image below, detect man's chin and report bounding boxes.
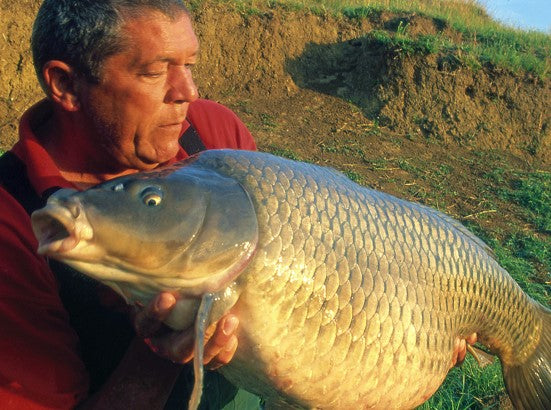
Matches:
[134,161,162,171]
[134,147,180,170]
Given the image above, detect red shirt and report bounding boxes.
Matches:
[0,99,256,409]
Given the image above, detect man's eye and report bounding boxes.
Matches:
[140,71,166,78]
[142,71,164,78]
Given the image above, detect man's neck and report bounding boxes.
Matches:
[34,107,138,189]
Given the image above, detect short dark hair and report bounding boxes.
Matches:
[31,0,189,90]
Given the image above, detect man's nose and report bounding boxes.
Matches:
[165,66,198,103]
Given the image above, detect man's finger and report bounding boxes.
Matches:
[149,328,195,364]
[143,312,240,366]
[134,292,177,338]
[457,339,467,364]
[202,315,239,365]
[451,332,478,368]
[146,316,228,365]
[207,335,239,370]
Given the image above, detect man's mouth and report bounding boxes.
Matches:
[160,116,187,127]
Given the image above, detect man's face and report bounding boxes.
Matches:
[78,11,199,170]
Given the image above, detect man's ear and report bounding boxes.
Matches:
[42,61,82,112]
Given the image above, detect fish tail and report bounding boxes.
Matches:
[502,304,550,409]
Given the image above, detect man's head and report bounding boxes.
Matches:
[31,0,200,171]
[32,0,189,90]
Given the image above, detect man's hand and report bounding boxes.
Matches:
[451,333,477,368]
[133,292,239,370]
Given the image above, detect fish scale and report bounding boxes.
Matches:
[31,150,550,409]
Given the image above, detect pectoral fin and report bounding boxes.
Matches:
[189,293,215,410]
[467,344,495,368]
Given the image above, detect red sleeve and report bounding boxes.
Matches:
[187,99,257,151]
[0,187,89,409]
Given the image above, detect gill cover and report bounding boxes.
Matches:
[32,160,259,299]
[157,163,259,294]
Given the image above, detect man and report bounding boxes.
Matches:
[0,0,258,408]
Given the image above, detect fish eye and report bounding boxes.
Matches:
[143,193,162,207]
[141,188,163,207]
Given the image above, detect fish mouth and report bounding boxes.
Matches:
[31,201,94,256]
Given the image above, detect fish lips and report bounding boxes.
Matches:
[31,193,96,258]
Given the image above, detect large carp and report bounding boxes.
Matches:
[31,149,550,409]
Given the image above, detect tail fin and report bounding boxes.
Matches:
[503,304,550,409]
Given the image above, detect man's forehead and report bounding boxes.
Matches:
[118,10,198,64]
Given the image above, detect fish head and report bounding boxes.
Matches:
[31,163,259,309]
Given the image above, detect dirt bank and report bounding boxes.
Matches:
[1,1,549,166]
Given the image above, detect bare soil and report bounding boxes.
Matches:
[1,1,549,238]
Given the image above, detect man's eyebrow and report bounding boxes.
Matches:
[137,57,171,66]
[137,51,199,68]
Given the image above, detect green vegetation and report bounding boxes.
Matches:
[442,171,542,408]
[500,171,551,233]
[259,113,278,129]
[343,169,364,183]
[467,169,550,306]
[265,145,303,161]
[202,0,550,78]
[463,223,550,306]
[419,356,505,409]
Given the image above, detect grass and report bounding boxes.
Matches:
[259,113,278,129]
[466,169,550,306]
[481,167,550,234]
[500,171,551,233]
[353,3,549,78]
[199,0,550,78]
[465,224,550,306]
[265,145,303,160]
[419,356,505,409]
